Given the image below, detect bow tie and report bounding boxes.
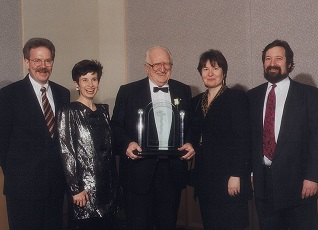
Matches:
[153,87,169,93]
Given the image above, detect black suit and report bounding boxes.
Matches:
[0,76,70,230]
[111,77,191,230]
[248,79,318,230]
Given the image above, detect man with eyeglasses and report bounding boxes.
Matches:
[111,46,195,230]
[0,37,70,229]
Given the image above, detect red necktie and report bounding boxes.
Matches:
[263,84,277,160]
[41,87,55,138]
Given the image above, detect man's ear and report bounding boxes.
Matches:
[144,63,150,75]
[24,58,30,70]
[288,63,292,71]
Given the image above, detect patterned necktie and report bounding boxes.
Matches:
[40,87,55,138]
[263,84,277,160]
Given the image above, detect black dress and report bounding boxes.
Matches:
[190,88,252,230]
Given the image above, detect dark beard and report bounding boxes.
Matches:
[264,66,288,83]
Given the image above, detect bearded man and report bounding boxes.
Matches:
[247,39,318,230]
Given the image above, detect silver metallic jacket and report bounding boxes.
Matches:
[57,102,119,220]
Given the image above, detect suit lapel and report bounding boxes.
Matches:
[23,77,46,119]
[274,80,301,159]
[168,80,177,147]
[21,77,49,134]
[255,84,268,147]
[169,80,185,105]
[50,81,62,114]
[168,80,184,147]
[137,78,152,108]
[168,80,182,109]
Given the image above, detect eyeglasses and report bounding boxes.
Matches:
[28,59,54,67]
[146,62,173,71]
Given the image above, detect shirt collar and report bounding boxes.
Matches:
[267,77,290,91]
[148,78,169,88]
[28,74,50,92]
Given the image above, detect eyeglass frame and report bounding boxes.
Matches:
[27,58,54,67]
[145,62,173,71]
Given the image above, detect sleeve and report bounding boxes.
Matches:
[110,86,134,157]
[187,95,202,147]
[305,87,318,182]
[229,91,252,177]
[101,104,120,182]
[0,87,13,174]
[183,85,193,144]
[57,107,81,195]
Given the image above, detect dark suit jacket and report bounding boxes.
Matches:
[247,79,318,210]
[0,76,70,200]
[190,88,252,203]
[111,77,192,194]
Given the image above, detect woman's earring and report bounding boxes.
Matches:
[76,87,79,91]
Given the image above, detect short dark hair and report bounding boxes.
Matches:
[197,49,228,78]
[23,37,55,60]
[72,59,103,83]
[262,39,295,73]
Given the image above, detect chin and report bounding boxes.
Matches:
[264,73,288,84]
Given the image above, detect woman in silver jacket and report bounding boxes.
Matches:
[57,60,120,230]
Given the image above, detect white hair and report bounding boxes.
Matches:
[145,45,173,63]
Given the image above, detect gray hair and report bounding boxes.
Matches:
[145,46,173,63]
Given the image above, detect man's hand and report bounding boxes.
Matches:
[126,142,143,160]
[73,190,89,207]
[228,176,240,196]
[179,143,195,160]
[301,179,318,199]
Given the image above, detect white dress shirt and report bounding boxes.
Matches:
[149,79,172,149]
[29,74,56,115]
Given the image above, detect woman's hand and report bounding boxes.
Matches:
[228,176,240,196]
[73,190,89,207]
[179,143,195,160]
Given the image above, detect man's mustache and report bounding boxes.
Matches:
[266,66,280,72]
[36,68,49,73]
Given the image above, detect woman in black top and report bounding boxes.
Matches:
[190,50,252,230]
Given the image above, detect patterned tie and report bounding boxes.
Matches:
[41,87,55,138]
[263,84,277,160]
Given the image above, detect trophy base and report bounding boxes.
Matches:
[133,149,186,156]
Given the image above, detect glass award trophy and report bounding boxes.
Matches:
[133,100,186,156]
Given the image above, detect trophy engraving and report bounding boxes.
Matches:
[134,101,186,156]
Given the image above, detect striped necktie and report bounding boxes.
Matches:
[40,87,55,138]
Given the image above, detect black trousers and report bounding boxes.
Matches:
[255,165,318,230]
[199,199,249,230]
[123,160,182,230]
[6,195,64,230]
[70,216,115,230]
